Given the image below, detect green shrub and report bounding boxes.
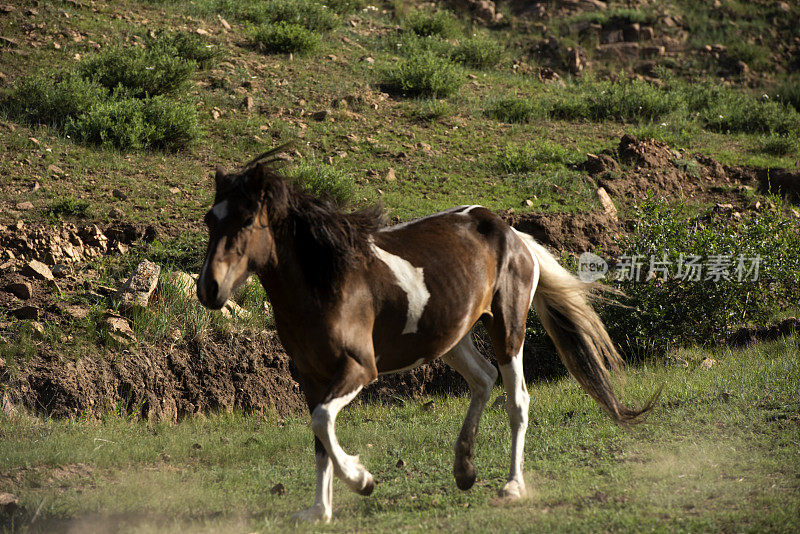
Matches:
[484,95,543,123]
[550,79,679,123]
[380,51,463,98]
[404,9,460,38]
[497,140,580,173]
[79,46,196,97]
[407,99,452,122]
[46,197,91,220]
[251,22,321,54]
[146,30,219,68]
[287,162,356,206]
[599,199,800,355]
[239,0,338,31]
[68,95,199,150]
[2,74,108,128]
[452,35,503,69]
[390,32,455,58]
[323,0,364,14]
[776,76,800,113]
[756,134,799,156]
[702,93,800,135]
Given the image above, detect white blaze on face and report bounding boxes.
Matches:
[211,199,230,220]
[371,243,430,335]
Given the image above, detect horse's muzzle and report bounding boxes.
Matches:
[197,278,225,310]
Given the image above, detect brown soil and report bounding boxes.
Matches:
[504,210,623,255]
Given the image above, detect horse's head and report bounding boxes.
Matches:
[197,152,288,309]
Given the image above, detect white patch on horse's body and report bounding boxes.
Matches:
[460,204,482,214]
[211,199,230,220]
[511,228,540,307]
[370,243,430,334]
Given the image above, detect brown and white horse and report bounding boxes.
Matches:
[197,149,653,522]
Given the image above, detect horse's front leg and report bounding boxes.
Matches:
[311,357,376,496]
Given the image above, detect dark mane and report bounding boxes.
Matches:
[245,151,386,294]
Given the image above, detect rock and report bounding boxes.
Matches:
[384,168,396,182]
[600,28,624,44]
[22,259,54,281]
[396,458,406,468]
[64,305,90,320]
[524,199,533,206]
[7,281,32,300]
[165,271,197,300]
[596,42,640,60]
[29,321,45,338]
[115,260,161,310]
[104,313,135,343]
[47,164,65,176]
[11,305,40,320]
[596,187,617,217]
[638,26,655,41]
[218,15,231,30]
[221,299,251,320]
[270,483,286,495]
[109,207,124,219]
[112,189,127,200]
[700,358,718,369]
[323,156,334,165]
[311,110,330,121]
[16,201,34,210]
[623,23,640,42]
[641,45,665,58]
[168,186,181,195]
[244,96,255,111]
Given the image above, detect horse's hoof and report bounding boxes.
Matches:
[500,480,527,500]
[357,473,375,496]
[455,471,476,491]
[291,505,331,524]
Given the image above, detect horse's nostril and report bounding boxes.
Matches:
[208,279,219,299]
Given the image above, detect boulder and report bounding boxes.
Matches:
[21,259,53,281]
[115,260,161,310]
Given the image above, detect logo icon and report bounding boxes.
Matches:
[578,252,608,282]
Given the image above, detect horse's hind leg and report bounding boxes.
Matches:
[498,346,529,498]
[443,334,498,490]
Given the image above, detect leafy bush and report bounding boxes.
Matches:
[598,199,800,355]
[68,95,199,150]
[2,74,108,128]
[380,51,463,98]
[407,99,452,122]
[404,9,460,38]
[287,162,356,206]
[776,76,800,113]
[756,134,799,156]
[251,22,321,54]
[237,0,338,30]
[701,92,800,135]
[452,35,503,69]
[146,30,219,68]
[46,197,91,220]
[550,79,679,123]
[389,31,455,58]
[497,140,580,173]
[484,95,543,123]
[79,46,197,98]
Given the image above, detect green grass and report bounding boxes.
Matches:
[2,336,798,531]
[484,95,545,123]
[286,161,357,206]
[497,140,582,173]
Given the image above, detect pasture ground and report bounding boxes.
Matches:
[2,336,798,532]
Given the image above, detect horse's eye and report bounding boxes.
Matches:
[244,216,255,227]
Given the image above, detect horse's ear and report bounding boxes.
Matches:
[214,165,229,190]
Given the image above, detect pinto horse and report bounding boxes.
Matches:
[197,149,652,522]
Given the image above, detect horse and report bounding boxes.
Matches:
[196,148,654,523]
